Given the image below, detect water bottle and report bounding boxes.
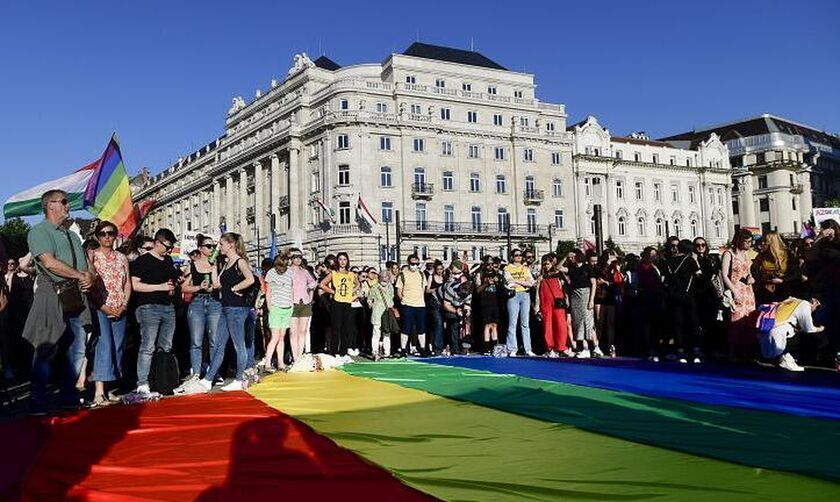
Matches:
[209,248,220,265]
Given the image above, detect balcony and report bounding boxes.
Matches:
[400,221,548,239]
[523,189,545,205]
[411,182,435,199]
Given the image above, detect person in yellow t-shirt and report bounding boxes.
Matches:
[396,253,429,357]
[318,252,359,356]
[504,249,536,356]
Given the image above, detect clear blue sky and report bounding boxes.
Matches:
[1,0,838,221]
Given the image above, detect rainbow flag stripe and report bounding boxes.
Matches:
[84,135,137,236]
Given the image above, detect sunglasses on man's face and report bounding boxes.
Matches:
[97,230,118,238]
[50,198,69,206]
[159,241,174,252]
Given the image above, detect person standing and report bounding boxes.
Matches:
[503,249,536,357]
[180,235,221,382]
[477,266,501,353]
[567,250,599,358]
[662,240,701,363]
[24,190,97,411]
[426,260,446,355]
[129,228,181,397]
[367,268,395,360]
[440,260,472,355]
[318,252,358,356]
[721,228,757,362]
[537,257,571,357]
[2,257,34,380]
[263,252,293,371]
[289,249,317,363]
[89,221,132,406]
[395,254,429,357]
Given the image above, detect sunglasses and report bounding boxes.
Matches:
[695,243,707,248]
[512,254,522,258]
[158,241,175,252]
[201,243,216,249]
[141,246,154,251]
[50,198,69,206]
[97,230,118,237]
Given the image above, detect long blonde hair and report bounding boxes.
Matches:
[220,232,248,259]
[764,231,788,272]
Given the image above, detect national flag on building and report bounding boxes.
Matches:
[314,198,336,222]
[356,195,377,227]
[3,161,99,218]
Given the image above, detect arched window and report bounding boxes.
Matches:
[714,220,722,238]
[618,216,626,236]
[690,220,698,237]
[673,219,681,237]
[637,217,646,236]
[655,218,664,238]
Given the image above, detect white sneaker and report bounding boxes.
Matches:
[349,348,360,357]
[678,358,688,364]
[592,347,605,358]
[525,351,537,357]
[178,378,211,395]
[547,350,560,359]
[135,384,152,396]
[174,373,199,393]
[576,349,591,359]
[648,355,660,363]
[221,379,246,391]
[561,348,575,357]
[692,357,702,364]
[778,353,804,372]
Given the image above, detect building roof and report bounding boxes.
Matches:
[566,118,589,131]
[402,42,507,71]
[313,55,341,71]
[611,135,674,148]
[660,114,840,149]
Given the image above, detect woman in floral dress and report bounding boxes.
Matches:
[721,228,756,361]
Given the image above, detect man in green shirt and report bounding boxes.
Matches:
[27,189,96,411]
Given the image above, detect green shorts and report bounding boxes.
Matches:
[292,302,313,317]
[268,307,293,330]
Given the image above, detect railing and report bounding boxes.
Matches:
[411,182,435,198]
[400,221,548,237]
[523,189,545,204]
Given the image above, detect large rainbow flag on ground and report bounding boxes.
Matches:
[2,357,839,500]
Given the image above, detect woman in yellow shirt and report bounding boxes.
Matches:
[319,252,359,356]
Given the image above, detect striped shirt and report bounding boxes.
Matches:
[265,268,293,308]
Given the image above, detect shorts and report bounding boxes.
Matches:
[268,307,293,330]
[400,305,427,335]
[292,302,313,317]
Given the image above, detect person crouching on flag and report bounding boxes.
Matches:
[23,190,97,413]
[756,297,826,371]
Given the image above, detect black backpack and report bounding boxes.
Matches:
[149,349,180,395]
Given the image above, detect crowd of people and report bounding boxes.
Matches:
[0,188,839,413]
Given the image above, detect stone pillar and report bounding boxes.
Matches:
[254,160,265,247]
[724,185,734,240]
[225,174,234,233]
[212,179,221,231]
[239,168,248,238]
[799,168,813,224]
[739,173,757,229]
[270,154,280,235]
[288,145,300,230]
[699,178,711,238]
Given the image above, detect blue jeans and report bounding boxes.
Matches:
[245,307,257,369]
[506,291,532,353]
[92,310,127,382]
[31,313,87,409]
[206,306,249,382]
[430,305,444,351]
[187,296,222,377]
[135,304,176,387]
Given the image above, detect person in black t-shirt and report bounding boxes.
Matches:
[663,239,702,363]
[129,228,181,396]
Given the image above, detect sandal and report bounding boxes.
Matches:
[87,395,111,409]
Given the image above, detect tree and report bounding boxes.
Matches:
[555,240,577,257]
[823,197,840,208]
[604,238,624,257]
[0,217,31,259]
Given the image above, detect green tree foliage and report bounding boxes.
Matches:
[555,240,577,256]
[0,217,31,258]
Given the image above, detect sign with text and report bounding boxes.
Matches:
[813,207,840,226]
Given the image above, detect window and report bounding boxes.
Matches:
[339,201,351,224]
[655,218,664,237]
[376,102,387,113]
[673,219,681,237]
[584,177,591,197]
[618,216,626,236]
[688,185,696,204]
[410,103,422,115]
[414,167,426,186]
[652,154,659,164]
[494,147,506,161]
[708,187,714,204]
[462,82,472,91]
[759,198,770,212]
[497,208,509,231]
[519,117,529,127]
[440,140,453,156]
[637,217,646,236]
[546,122,555,132]
[468,144,480,159]
[494,114,504,126]
[405,75,416,84]
[524,148,534,162]
[616,180,624,199]
[514,89,523,98]
[379,136,392,151]
[615,150,623,160]
[527,208,537,233]
[442,171,454,191]
[413,245,428,259]
[554,209,565,229]
[690,220,698,237]
[444,205,455,231]
[467,111,478,123]
[633,152,641,162]
[337,134,350,149]
[496,174,507,194]
[589,215,596,235]
[470,173,481,192]
[717,188,724,206]
[551,152,561,165]
[552,179,563,198]
[653,183,661,202]
[686,158,692,167]
[471,206,482,231]
[487,85,497,95]
[670,156,676,166]
[525,175,535,195]
[732,199,739,215]
[792,197,797,210]
[715,220,722,239]
[339,99,349,110]
[440,107,451,120]
[337,164,350,186]
[671,184,679,203]
[380,166,392,187]
[381,202,393,223]
[413,138,425,152]
[435,78,445,88]
[415,203,427,230]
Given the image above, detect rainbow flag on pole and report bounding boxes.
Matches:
[84,135,138,236]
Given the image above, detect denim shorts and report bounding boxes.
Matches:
[400,305,427,335]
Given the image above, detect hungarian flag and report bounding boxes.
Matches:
[3,161,98,218]
[314,199,336,223]
[356,195,377,226]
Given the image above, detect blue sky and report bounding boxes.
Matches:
[1,0,838,220]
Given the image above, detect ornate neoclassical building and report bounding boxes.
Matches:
[569,116,733,250]
[135,43,574,263]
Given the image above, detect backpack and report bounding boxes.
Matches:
[665,256,693,298]
[149,349,180,395]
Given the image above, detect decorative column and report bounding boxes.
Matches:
[254,160,265,247]
[740,173,757,229]
[270,154,280,234]
[699,176,711,238]
[799,168,813,224]
[239,167,248,238]
[288,144,300,231]
[724,185,734,240]
[225,174,234,233]
[212,179,221,231]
